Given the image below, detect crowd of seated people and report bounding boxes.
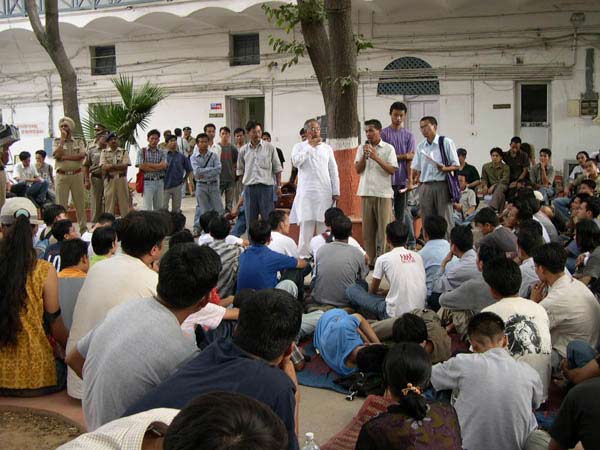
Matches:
[1,137,600,450]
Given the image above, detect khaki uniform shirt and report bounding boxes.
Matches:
[84,144,104,176]
[185,136,195,156]
[100,147,131,178]
[481,162,510,188]
[53,138,86,172]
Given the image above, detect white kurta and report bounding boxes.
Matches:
[289,141,340,223]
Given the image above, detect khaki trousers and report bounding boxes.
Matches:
[56,172,87,233]
[438,307,474,340]
[104,177,129,217]
[0,170,6,209]
[361,196,392,263]
[90,176,104,223]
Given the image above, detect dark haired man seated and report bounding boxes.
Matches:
[125,289,304,450]
[58,392,288,450]
[66,244,221,430]
[312,214,369,307]
[236,219,306,298]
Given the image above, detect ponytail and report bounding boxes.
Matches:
[383,343,432,421]
[398,389,428,420]
[0,214,37,346]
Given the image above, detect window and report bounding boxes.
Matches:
[231,34,260,66]
[377,57,440,96]
[90,45,116,76]
[520,84,548,125]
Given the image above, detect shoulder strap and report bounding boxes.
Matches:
[438,136,449,166]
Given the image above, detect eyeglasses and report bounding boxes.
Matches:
[309,127,321,131]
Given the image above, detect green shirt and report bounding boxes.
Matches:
[90,254,108,266]
[481,162,510,187]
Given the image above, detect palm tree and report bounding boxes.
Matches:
[83,75,167,147]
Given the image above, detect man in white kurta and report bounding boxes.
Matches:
[290,119,340,258]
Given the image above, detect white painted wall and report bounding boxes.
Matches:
[2,5,600,180]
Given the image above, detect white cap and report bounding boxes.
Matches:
[305,432,314,440]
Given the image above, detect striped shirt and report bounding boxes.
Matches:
[136,147,166,180]
[207,239,243,298]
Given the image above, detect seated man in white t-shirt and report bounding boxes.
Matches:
[310,206,367,265]
[481,256,552,401]
[197,210,247,247]
[346,221,426,320]
[268,210,299,257]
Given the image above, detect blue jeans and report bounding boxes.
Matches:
[194,181,223,229]
[231,205,246,237]
[567,340,598,369]
[244,184,274,232]
[538,186,554,205]
[143,179,164,211]
[552,197,571,222]
[346,281,388,320]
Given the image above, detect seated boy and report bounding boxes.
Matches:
[66,244,221,430]
[438,243,502,338]
[90,226,117,266]
[34,203,67,256]
[58,238,90,278]
[310,206,367,265]
[312,215,369,307]
[237,219,306,297]
[473,207,518,254]
[313,308,384,376]
[346,221,426,320]
[198,210,245,247]
[207,216,243,298]
[431,312,544,450]
[481,256,552,401]
[391,311,451,364]
[43,219,80,271]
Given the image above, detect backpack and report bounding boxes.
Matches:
[334,371,385,401]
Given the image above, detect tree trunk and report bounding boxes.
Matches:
[25,0,82,136]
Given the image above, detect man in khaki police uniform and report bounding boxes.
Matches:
[84,126,108,222]
[100,132,130,216]
[53,116,88,233]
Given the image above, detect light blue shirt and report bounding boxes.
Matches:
[433,248,479,294]
[419,239,450,296]
[411,134,459,183]
[191,150,221,183]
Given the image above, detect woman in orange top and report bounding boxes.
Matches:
[0,208,69,396]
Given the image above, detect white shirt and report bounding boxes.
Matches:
[411,134,459,183]
[13,162,39,183]
[540,274,600,357]
[268,231,299,257]
[373,246,427,318]
[65,254,158,399]
[483,296,552,401]
[181,303,227,337]
[289,140,340,223]
[310,232,366,265]
[519,258,570,298]
[532,216,551,243]
[198,233,244,247]
[57,408,179,450]
[354,140,398,198]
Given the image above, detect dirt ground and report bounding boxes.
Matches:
[0,407,82,450]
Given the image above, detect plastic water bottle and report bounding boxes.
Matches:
[301,432,320,450]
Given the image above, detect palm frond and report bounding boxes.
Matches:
[86,76,167,147]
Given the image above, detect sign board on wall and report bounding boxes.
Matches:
[210,103,222,110]
[16,122,45,136]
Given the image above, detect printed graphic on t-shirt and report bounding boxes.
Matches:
[505,314,542,356]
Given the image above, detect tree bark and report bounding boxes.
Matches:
[325,0,358,141]
[25,0,82,136]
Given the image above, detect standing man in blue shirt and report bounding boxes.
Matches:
[237,121,283,233]
[411,116,459,237]
[163,135,192,213]
[191,133,222,236]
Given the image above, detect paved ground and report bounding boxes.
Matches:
[0,194,364,446]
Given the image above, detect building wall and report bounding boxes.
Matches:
[1,6,600,178]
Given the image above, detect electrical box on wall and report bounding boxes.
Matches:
[581,99,599,117]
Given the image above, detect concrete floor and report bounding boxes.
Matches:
[0,194,364,446]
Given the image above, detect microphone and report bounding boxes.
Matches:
[364,140,370,159]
